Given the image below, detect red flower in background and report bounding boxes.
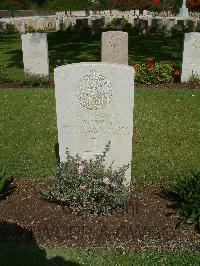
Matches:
[146,57,154,69]
[188,0,200,10]
[147,63,154,69]
[151,0,161,6]
[172,62,176,69]
[146,57,153,62]
[173,70,181,77]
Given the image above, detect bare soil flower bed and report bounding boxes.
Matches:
[0,179,199,251]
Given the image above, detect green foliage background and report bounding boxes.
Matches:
[0,0,187,12]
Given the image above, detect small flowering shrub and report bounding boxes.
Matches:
[23,73,49,87]
[2,23,18,35]
[55,58,68,67]
[0,63,11,83]
[188,72,200,85]
[134,58,178,85]
[42,142,130,217]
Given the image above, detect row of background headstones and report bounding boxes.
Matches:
[1,15,200,36]
[21,31,128,77]
[0,9,200,19]
[21,30,200,83]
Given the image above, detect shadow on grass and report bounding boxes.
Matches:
[1,31,184,80]
[0,34,23,69]
[0,221,82,266]
[48,30,101,73]
[6,49,23,70]
[128,32,184,68]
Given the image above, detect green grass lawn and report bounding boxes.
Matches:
[1,244,200,266]
[0,31,184,81]
[0,88,199,182]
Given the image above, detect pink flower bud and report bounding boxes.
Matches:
[78,165,84,174]
[103,177,110,185]
[111,181,118,189]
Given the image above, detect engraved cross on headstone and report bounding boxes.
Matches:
[83,137,102,159]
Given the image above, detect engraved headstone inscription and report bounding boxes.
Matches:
[21,32,49,76]
[101,31,128,65]
[181,32,200,82]
[54,63,134,186]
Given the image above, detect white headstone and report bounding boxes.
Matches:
[56,11,66,17]
[181,33,200,82]
[63,17,71,30]
[11,18,25,33]
[143,10,148,17]
[135,10,139,16]
[43,17,56,30]
[21,33,49,76]
[54,63,134,186]
[177,0,189,18]
[71,11,86,17]
[101,31,128,65]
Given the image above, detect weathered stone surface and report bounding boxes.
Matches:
[43,17,56,30]
[54,63,134,186]
[163,19,175,37]
[157,19,164,32]
[101,31,128,65]
[21,33,49,76]
[71,11,87,17]
[181,32,200,82]
[63,17,71,30]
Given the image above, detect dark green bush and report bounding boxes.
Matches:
[25,25,47,33]
[0,167,13,199]
[105,18,131,31]
[23,73,49,87]
[169,172,200,229]
[0,168,7,197]
[3,23,18,35]
[0,63,11,83]
[42,142,130,217]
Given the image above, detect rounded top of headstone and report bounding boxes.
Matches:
[54,62,134,73]
[102,31,128,35]
[21,32,47,37]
